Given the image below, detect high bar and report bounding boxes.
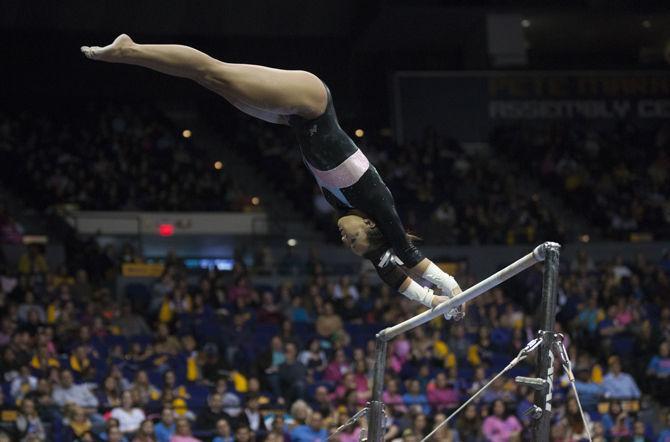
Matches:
[377,242,559,341]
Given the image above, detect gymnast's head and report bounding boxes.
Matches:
[338,210,416,257]
[337,213,378,256]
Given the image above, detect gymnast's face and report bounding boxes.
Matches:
[337,215,374,256]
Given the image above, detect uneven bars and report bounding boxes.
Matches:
[377,242,557,341]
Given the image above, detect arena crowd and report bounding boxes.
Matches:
[0,106,243,212]
[0,239,669,441]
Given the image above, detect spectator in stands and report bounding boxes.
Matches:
[27,378,59,423]
[154,408,176,442]
[257,291,282,325]
[602,356,641,399]
[316,302,344,343]
[265,414,289,441]
[589,421,606,442]
[10,365,37,403]
[446,324,470,366]
[630,420,648,442]
[334,414,361,442]
[211,379,240,416]
[600,401,632,438]
[69,344,96,381]
[240,395,267,434]
[400,428,419,442]
[278,342,307,404]
[212,418,233,442]
[170,417,201,442]
[429,412,457,442]
[403,379,430,415]
[0,207,22,244]
[195,393,229,432]
[287,400,311,428]
[52,369,99,413]
[382,377,408,415]
[98,418,126,441]
[111,390,146,435]
[114,304,151,337]
[258,336,284,397]
[288,296,311,324]
[310,385,333,417]
[133,420,156,442]
[646,341,670,404]
[65,405,94,440]
[162,370,188,400]
[17,292,45,324]
[290,411,327,442]
[427,372,459,412]
[467,366,489,397]
[235,426,252,442]
[153,324,182,356]
[298,338,327,378]
[14,398,45,442]
[410,412,429,439]
[131,370,160,407]
[559,396,592,441]
[657,410,670,442]
[482,399,522,442]
[18,245,48,276]
[573,365,605,415]
[324,349,350,383]
[200,344,229,384]
[468,326,494,368]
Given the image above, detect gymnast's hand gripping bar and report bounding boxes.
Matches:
[376,242,559,341]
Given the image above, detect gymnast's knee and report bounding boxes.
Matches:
[297,71,328,119]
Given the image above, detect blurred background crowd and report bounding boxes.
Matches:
[0,239,669,441]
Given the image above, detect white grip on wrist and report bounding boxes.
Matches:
[422,262,460,295]
[401,280,435,308]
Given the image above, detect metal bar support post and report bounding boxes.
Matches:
[367,338,388,442]
[532,242,561,441]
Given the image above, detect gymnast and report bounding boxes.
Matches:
[81,34,465,319]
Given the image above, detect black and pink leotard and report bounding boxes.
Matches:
[289,84,424,288]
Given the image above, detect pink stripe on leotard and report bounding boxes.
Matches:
[306,149,370,189]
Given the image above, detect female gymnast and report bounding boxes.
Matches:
[81,34,464,319]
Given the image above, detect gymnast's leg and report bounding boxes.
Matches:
[81,34,327,124]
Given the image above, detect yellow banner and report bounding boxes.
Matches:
[122,263,165,277]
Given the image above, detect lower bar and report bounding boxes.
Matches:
[378,243,554,341]
[532,243,561,441]
[368,338,388,442]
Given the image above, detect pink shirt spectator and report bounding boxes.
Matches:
[482,415,522,442]
[615,309,633,327]
[426,384,459,410]
[338,427,361,442]
[393,339,410,360]
[324,362,349,382]
[353,373,368,392]
[389,339,411,373]
[382,391,407,414]
[228,284,251,303]
[334,383,368,406]
[170,436,202,442]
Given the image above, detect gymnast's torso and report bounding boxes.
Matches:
[288,83,424,270]
[289,83,369,211]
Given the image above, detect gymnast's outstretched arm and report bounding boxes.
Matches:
[81,34,327,125]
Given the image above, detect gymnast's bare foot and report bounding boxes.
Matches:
[81,34,134,62]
